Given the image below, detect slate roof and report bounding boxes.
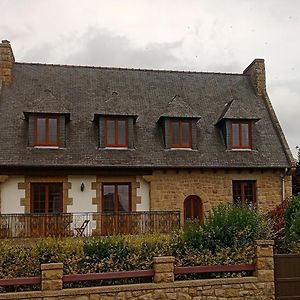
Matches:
[0,62,294,170]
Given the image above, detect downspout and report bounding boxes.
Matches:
[280,168,288,201]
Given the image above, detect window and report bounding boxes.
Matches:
[231,121,251,149]
[102,183,131,212]
[232,180,256,207]
[170,119,192,148]
[104,118,128,147]
[34,115,60,146]
[31,183,63,213]
[184,195,203,223]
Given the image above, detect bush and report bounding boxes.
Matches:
[0,203,271,291]
[181,204,271,252]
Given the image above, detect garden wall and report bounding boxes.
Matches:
[0,240,275,300]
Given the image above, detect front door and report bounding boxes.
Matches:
[184,195,203,223]
[30,183,63,237]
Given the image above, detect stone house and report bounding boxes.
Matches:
[0,40,295,236]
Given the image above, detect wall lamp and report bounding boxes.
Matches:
[80,182,85,192]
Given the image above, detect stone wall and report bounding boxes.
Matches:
[144,169,291,219]
[0,240,275,300]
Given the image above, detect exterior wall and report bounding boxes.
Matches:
[136,176,150,211]
[1,176,25,214]
[67,176,97,213]
[144,169,291,218]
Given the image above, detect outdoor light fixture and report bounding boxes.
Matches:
[80,182,85,192]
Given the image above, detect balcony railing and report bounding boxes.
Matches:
[0,211,180,238]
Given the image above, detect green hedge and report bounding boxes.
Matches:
[0,204,271,291]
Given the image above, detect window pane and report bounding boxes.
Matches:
[185,198,191,220]
[244,181,255,206]
[103,185,115,212]
[48,118,58,145]
[117,120,126,145]
[48,184,62,213]
[232,181,242,205]
[36,118,46,144]
[117,185,129,212]
[232,123,239,147]
[181,122,190,146]
[33,184,45,213]
[171,121,179,145]
[193,198,199,220]
[106,120,115,145]
[241,123,249,147]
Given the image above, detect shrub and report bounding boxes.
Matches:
[181,204,271,253]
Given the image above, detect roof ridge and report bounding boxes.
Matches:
[14,61,245,76]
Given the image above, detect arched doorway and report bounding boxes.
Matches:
[184,195,203,223]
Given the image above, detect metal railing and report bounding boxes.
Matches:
[0,211,180,238]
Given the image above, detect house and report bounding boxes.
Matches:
[0,40,296,237]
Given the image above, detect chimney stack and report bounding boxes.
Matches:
[0,40,15,86]
[243,59,266,97]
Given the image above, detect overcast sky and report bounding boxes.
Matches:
[1,0,299,158]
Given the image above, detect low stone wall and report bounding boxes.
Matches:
[0,240,275,300]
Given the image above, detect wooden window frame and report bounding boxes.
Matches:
[102,183,132,212]
[170,119,192,148]
[183,195,203,224]
[34,115,60,146]
[231,121,252,149]
[104,118,128,147]
[30,182,63,214]
[232,180,257,207]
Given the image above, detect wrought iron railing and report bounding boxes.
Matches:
[0,211,180,238]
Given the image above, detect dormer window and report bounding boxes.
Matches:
[24,112,69,148]
[170,119,192,148]
[95,114,137,149]
[231,121,252,149]
[105,118,128,147]
[35,115,60,146]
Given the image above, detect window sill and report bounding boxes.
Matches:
[103,147,131,150]
[31,146,62,150]
[228,149,254,152]
[167,148,196,151]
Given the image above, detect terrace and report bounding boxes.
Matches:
[0,211,180,238]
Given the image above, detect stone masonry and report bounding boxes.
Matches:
[144,169,292,220]
[0,40,14,86]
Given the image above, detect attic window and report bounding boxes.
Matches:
[34,115,60,146]
[170,119,192,148]
[231,121,252,149]
[105,118,128,147]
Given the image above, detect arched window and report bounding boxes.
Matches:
[184,195,203,223]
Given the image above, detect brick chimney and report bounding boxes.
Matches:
[243,59,266,97]
[0,40,15,86]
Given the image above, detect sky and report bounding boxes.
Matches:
[0,0,299,158]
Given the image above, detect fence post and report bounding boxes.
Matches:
[153,256,175,283]
[41,263,63,291]
[255,239,275,299]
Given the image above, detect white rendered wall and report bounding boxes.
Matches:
[136,176,150,211]
[68,176,97,213]
[1,176,25,214]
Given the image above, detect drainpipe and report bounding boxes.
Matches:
[280,168,288,201]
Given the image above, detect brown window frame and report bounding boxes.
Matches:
[183,195,203,224]
[104,118,128,147]
[30,182,63,214]
[34,115,60,146]
[231,121,252,149]
[101,183,132,212]
[232,180,256,207]
[170,119,192,148]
